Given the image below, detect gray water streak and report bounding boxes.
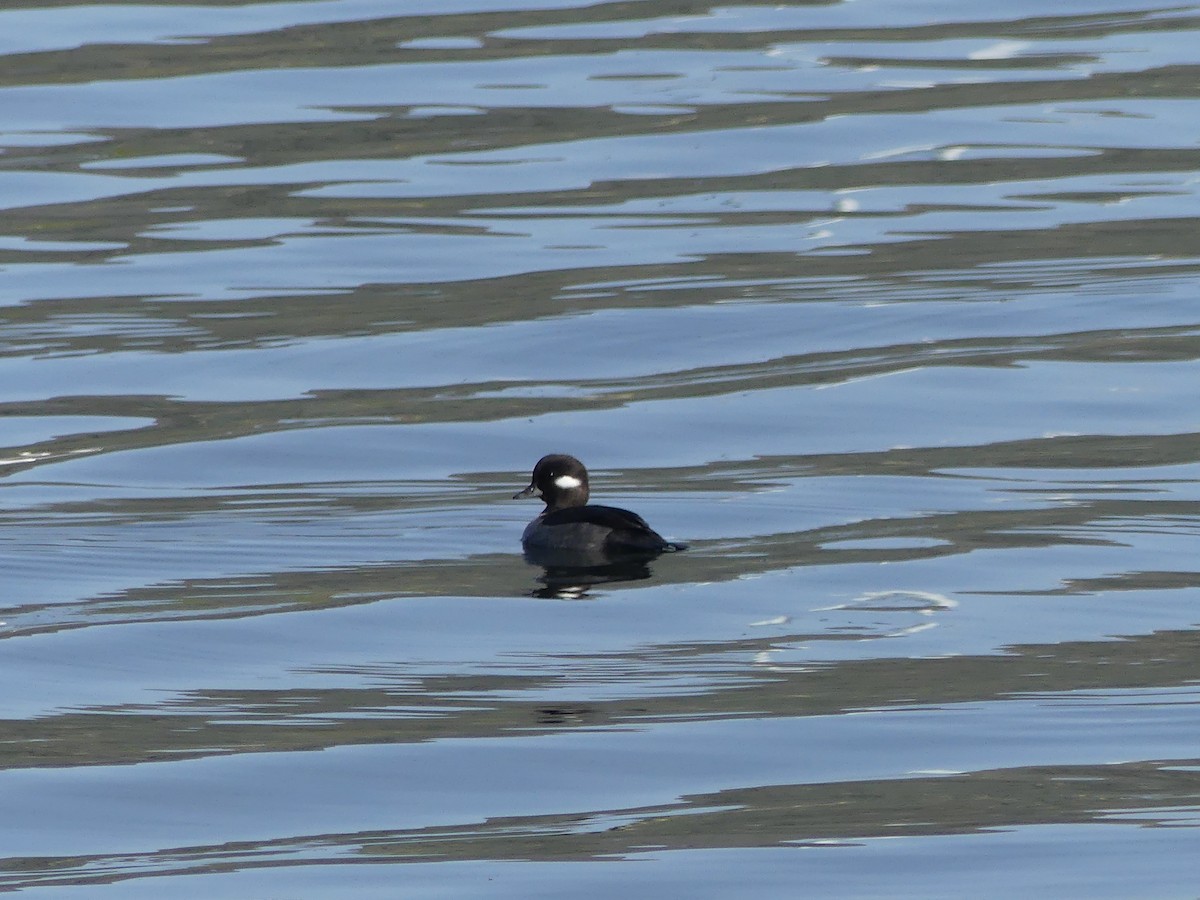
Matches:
[4,758,1198,891]
[2,322,1199,485]
[5,624,1199,768]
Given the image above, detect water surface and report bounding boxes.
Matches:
[3,0,1200,896]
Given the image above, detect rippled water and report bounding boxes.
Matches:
[3,0,1200,896]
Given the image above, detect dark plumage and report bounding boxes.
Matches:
[513,454,684,560]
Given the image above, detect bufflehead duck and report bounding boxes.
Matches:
[513,454,684,559]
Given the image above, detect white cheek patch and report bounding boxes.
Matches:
[553,475,583,490]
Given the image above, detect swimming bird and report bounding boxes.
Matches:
[513,454,684,561]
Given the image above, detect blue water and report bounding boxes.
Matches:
[3,0,1200,896]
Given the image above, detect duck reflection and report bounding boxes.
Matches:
[523,545,660,599]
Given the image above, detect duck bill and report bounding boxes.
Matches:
[513,483,540,500]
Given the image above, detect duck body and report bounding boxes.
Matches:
[514,454,683,561]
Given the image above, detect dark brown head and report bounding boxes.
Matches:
[513,454,590,510]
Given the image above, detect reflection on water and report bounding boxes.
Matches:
[3,0,1200,896]
[526,556,658,598]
